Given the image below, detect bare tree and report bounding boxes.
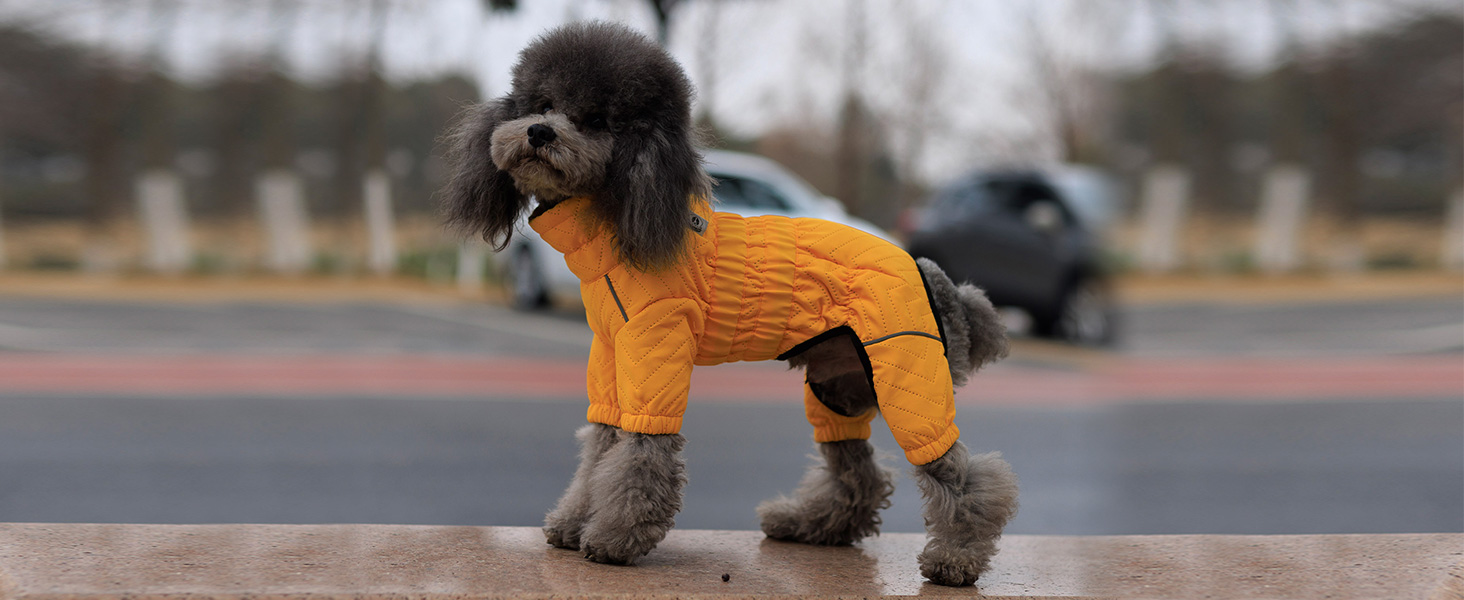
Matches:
[693,0,721,128]
[881,1,950,214]
[1019,2,1123,164]
[136,0,181,172]
[1311,0,1366,268]
[833,0,869,217]
[0,22,97,269]
[646,0,687,46]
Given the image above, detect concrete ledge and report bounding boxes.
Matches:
[0,524,1458,599]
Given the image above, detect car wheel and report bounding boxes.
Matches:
[505,247,550,310]
[1039,277,1117,346]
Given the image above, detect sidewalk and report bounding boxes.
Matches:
[0,523,1457,599]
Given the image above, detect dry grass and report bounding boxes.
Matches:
[1109,215,1450,272]
[1,215,460,274]
[0,215,1456,308]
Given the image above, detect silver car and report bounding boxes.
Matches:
[496,149,893,310]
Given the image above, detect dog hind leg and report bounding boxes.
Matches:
[763,333,892,545]
[577,430,687,565]
[543,423,619,550]
[912,440,1019,586]
[758,438,894,545]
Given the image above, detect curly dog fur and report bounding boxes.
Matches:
[579,430,688,564]
[442,21,1017,584]
[914,441,1020,586]
[918,258,1010,387]
[543,423,618,550]
[758,439,895,546]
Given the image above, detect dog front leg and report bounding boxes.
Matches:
[577,430,687,565]
[912,440,1019,586]
[543,423,620,550]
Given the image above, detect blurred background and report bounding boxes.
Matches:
[0,0,1458,537]
[0,0,1459,277]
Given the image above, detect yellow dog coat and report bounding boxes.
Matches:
[530,197,958,465]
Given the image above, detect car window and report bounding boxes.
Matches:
[711,176,748,207]
[929,181,994,222]
[980,180,1024,216]
[712,175,792,211]
[985,178,1075,227]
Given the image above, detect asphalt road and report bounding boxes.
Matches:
[0,393,1457,535]
[1122,297,1464,357]
[0,294,1459,535]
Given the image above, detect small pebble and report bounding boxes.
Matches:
[721,573,730,582]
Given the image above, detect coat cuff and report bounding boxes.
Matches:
[812,421,872,443]
[586,404,621,427]
[617,413,684,435]
[903,423,961,466]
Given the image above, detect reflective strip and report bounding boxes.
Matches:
[861,330,943,346]
[604,274,629,322]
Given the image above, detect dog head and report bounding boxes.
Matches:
[443,21,711,272]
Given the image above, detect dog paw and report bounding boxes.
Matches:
[756,497,804,541]
[542,524,581,550]
[579,537,639,566]
[756,492,885,546]
[917,543,987,587]
[579,523,671,566]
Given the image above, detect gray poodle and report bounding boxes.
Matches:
[443,21,1017,587]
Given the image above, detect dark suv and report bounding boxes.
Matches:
[904,170,1118,345]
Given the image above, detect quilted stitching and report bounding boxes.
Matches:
[532,198,958,464]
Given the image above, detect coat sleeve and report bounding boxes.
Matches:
[584,332,621,427]
[613,297,703,435]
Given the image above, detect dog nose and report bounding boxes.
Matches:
[528,123,557,148]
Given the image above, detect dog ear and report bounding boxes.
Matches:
[442,98,528,250]
[597,123,712,272]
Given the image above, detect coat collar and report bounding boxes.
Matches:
[529,197,619,282]
[528,195,716,282]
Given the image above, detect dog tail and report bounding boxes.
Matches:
[916,258,1009,388]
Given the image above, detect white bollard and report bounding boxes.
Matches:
[363,169,397,277]
[1254,164,1312,274]
[135,169,192,274]
[1136,164,1191,273]
[255,170,313,275]
[457,239,489,293]
[1443,187,1464,271]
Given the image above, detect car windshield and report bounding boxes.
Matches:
[927,179,996,222]
[711,175,793,212]
[704,152,825,213]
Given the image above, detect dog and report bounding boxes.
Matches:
[443,22,1018,587]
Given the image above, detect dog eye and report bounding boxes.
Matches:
[585,114,607,130]
[539,103,553,114]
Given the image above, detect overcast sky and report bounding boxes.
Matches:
[6,0,1449,183]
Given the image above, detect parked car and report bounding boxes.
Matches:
[496,149,894,310]
[903,168,1119,345]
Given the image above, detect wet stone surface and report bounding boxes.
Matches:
[0,523,1458,599]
